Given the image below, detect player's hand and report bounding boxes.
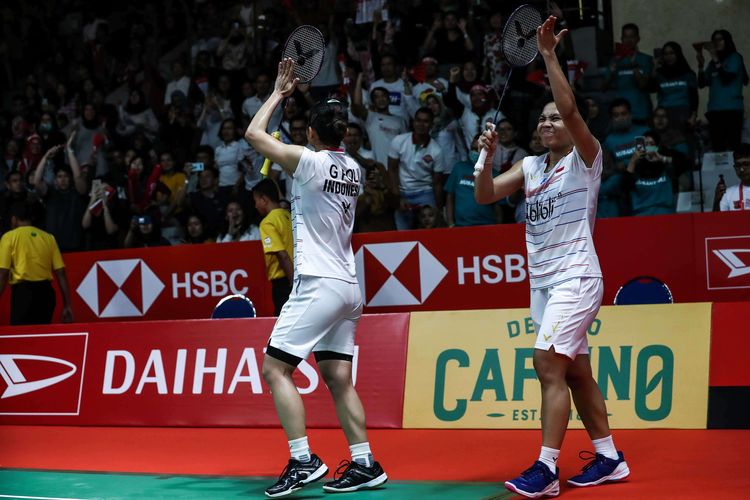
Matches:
[537,16,567,58]
[715,182,726,199]
[275,58,300,97]
[477,123,498,156]
[449,66,461,83]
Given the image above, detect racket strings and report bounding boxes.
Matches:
[501,6,542,67]
[282,26,326,83]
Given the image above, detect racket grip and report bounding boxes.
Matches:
[473,149,489,177]
[260,131,282,177]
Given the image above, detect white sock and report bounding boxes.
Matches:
[350,442,374,467]
[538,446,559,473]
[592,435,618,460]
[289,436,311,462]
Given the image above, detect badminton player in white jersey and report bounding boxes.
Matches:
[245,58,387,497]
[475,17,629,498]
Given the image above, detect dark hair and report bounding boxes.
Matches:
[196,144,215,160]
[415,107,434,121]
[658,42,694,79]
[217,118,237,141]
[712,29,749,85]
[643,129,661,145]
[346,122,363,134]
[253,178,281,203]
[609,98,632,114]
[310,99,348,148]
[5,170,22,182]
[735,143,750,160]
[369,86,390,102]
[9,200,40,223]
[621,23,639,36]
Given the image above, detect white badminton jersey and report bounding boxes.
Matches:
[291,148,360,283]
[522,147,603,290]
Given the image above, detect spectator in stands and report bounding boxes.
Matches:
[605,23,653,123]
[445,66,496,155]
[198,84,234,150]
[355,163,397,233]
[445,135,496,227]
[584,96,609,141]
[493,119,528,174]
[351,72,407,168]
[253,179,293,315]
[190,21,222,65]
[1,171,28,233]
[3,140,21,175]
[164,60,191,105]
[528,129,547,156]
[416,204,445,229]
[125,154,161,214]
[214,118,252,195]
[242,71,282,132]
[411,57,449,103]
[697,29,748,152]
[622,130,689,216]
[388,107,445,230]
[81,177,121,250]
[32,139,87,252]
[157,151,186,205]
[651,42,698,132]
[597,154,624,219]
[0,201,74,325]
[72,103,109,177]
[714,143,750,211]
[19,134,44,178]
[424,92,462,175]
[269,115,309,198]
[151,182,183,244]
[217,20,252,74]
[216,200,260,242]
[603,98,649,169]
[160,103,195,157]
[182,213,215,244]
[185,166,228,236]
[117,89,160,143]
[124,213,171,248]
[368,54,408,119]
[483,11,510,90]
[421,11,473,74]
[37,111,67,153]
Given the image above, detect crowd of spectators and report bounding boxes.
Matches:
[1,0,748,253]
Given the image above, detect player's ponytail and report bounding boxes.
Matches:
[310,99,348,148]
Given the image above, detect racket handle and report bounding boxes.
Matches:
[473,148,489,177]
[260,131,282,177]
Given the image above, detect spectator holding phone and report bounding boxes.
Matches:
[157,151,186,205]
[697,29,749,152]
[0,201,74,325]
[82,177,121,250]
[124,213,171,248]
[182,213,215,244]
[603,98,649,170]
[650,42,698,131]
[604,23,653,124]
[714,143,750,211]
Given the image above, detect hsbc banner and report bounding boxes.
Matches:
[353,212,750,313]
[0,242,275,324]
[0,315,409,427]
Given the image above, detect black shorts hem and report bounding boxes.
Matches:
[314,350,354,363]
[266,343,303,367]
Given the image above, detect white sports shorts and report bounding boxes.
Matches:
[268,275,362,363]
[530,277,603,360]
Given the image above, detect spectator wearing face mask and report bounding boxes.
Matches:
[622,130,689,216]
[603,98,649,169]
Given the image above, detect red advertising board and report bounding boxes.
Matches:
[2,212,749,324]
[0,314,409,427]
[709,302,750,387]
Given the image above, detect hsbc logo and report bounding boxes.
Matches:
[0,333,87,415]
[77,259,165,317]
[355,242,448,307]
[706,236,750,289]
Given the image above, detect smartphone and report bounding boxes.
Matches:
[137,216,148,225]
[192,162,205,172]
[91,179,102,193]
[232,21,240,29]
[635,136,646,152]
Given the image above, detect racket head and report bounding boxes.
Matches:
[282,25,326,84]
[501,4,543,67]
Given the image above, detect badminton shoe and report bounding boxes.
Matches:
[265,454,328,497]
[567,451,630,487]
[504,461,560,498]
[322,460,388,492]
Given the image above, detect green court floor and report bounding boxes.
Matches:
[0,470,513,500]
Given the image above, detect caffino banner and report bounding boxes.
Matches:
[403,303,711,429]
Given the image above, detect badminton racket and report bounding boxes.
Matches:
[474,4,543,177]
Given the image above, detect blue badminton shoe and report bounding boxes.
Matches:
[504,460,560,498]
[567,451,630,487]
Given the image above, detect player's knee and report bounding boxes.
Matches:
[262,358,290,384]
[322,372,352,395]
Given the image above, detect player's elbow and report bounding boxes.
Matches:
[244,127,262,146]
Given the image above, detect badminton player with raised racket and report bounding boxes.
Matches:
[475,16,630,498]
[245,56,388,497]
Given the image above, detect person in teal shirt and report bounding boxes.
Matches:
[622,130,689,216]
[605,23,653,123]
[651,42,698,132]
[697,29,749,151]
[603,98,649,169]
[445,136,496,227]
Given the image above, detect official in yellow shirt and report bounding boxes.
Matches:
[253,179,294,315]
[0,201,74,325]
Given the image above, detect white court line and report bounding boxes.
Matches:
[0,495,88,500]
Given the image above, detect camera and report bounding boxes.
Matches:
[192,162,205,172]
[634,136,646,153]
[133,215,151,225]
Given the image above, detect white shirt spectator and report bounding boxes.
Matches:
[215,140,252,187]
[217,225,261,242]
[242,95,282,132]
[368,78,408,120]
[191,37,222,63]
[164,76,191,105]
[389,132,445,193]
[719,184,750,211]
[364,111,406,167]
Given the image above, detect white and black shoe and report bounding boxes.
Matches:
[322,460,388,493]
[265,454,328,498]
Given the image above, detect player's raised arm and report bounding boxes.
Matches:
[245,58,306,175]
[538,16,599,167]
